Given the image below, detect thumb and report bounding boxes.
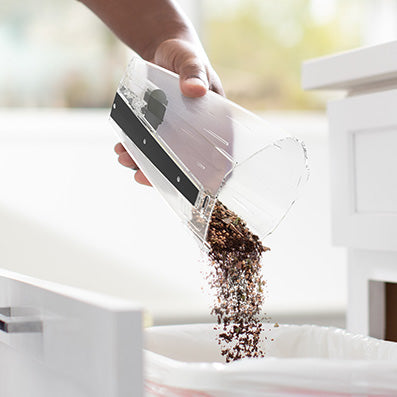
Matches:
[154,39,209,98]
[178,56,209,98]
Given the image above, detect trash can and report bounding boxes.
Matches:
[144,323,397,396]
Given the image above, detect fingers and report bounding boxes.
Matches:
[114,142,151,186]
[118,151,138,169]
[181,64,225,97]
[178,57,209,97]
[115,143,138,169]
[181,76,208,98]
[114,142,127,154]
[134,170,152,186]
[154,39,210,98]
[208,69,225,96]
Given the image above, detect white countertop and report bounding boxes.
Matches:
[302,40,397,90]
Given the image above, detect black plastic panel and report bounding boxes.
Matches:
[110,92,199,206]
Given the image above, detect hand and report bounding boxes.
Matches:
[115,38,224,186]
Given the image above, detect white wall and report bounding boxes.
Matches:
[0,109,346,325]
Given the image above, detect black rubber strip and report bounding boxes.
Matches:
[110,92,199,206]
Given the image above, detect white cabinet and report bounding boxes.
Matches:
[0,269,143,397]
[303,40,397,340]
[328,89,397,250]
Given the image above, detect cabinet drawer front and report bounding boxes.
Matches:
[0,269,143,397]
[328,89,397,250]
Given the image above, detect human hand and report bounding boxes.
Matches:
[115,38,224,186]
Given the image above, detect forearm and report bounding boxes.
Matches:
[79,0,203,61]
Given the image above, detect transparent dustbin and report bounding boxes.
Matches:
[110,56,309,245]
[144,323,397,397]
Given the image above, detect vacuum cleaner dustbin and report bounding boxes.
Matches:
[110,57,309,245]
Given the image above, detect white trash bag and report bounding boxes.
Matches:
[144,323,397,396]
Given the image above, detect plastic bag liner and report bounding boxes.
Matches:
[144,323,397,396]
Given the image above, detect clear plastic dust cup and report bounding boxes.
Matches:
[110,56,309,245]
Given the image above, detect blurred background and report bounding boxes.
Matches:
[2,0,397,109]
[1,0,397,326]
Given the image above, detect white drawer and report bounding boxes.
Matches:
[328,89,397,251]
[0,269,143,397]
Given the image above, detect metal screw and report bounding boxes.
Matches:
[177,176,181,183]
[143,139,146,145]
[113,103,116,109]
